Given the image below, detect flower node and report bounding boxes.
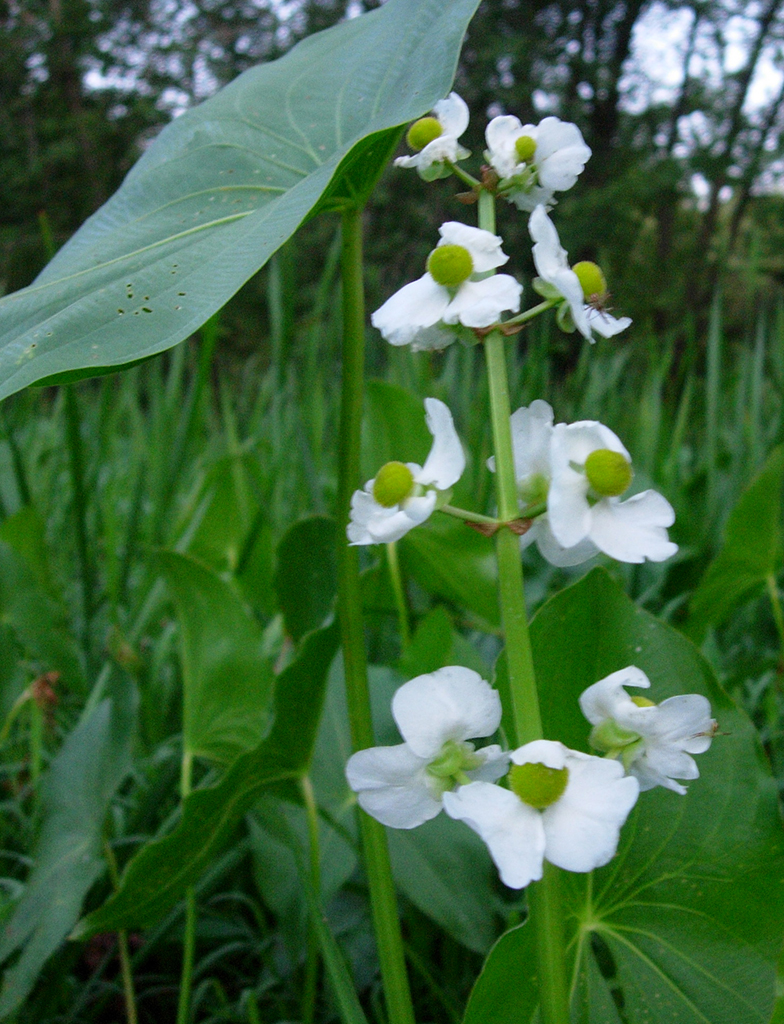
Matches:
[572,261,607,301]
[426,244,474,287]
[584,448,633,497]
[514,134,537,163]
[406,116,443,152]
[508,761,569,809]
[372,461,415,507]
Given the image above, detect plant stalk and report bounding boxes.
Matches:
[176,751,197,1024]
[478,188,569,1024]
[386,541,411,650]
[336,206,415,1024]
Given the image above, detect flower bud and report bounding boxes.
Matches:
[372,461,414,507]
[514,135,537,163]
[584,448,633,497]
[572,261,607,301]
[406,116,443,152]
[509,761,569,809]
[427,244,474,287]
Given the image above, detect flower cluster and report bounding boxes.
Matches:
[346,667,714,889]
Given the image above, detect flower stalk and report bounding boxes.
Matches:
[478,187,569,1024]
[336,206,416,1024]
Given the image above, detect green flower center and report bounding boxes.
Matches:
[407,116,443,151]
[589,719,641,754]
[372,461,415,507]
[572,261,607,301]
[509,761,569,810]
[631,695,656,708]
[427,244,474,287]
[584,448,633,498]
[514,135,537,163]
[426,739,482,795]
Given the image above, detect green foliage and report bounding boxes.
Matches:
[0,678,137,1017]
[158,550,275,763]
[687,445,784,641]
[468,568,784,1022]
[274,515,338,642]
[0,0,480,399]
[74,621,339,936]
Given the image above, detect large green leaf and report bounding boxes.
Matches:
[158,550,275,763]
[464,568,784,1023]
[0,676,137,1018]
[73,621,339,936]
[686,445,784,641]
[0,0,480,399]
[274,515,338,642]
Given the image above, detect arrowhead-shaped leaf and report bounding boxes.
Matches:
[0,0,480,399]
[463,568,784,1024]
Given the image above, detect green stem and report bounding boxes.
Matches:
[386,542,411,650]
[478,188,569,1024]
[446,160,481,189]
[527,863,570,1023]
[64,385,95,670]
[483,331,540,744]
[439,504,500,527]
[176,752,196,1024]
[503,298,559,327]
[767,573,784,659]
[300,776,321,1024]
[104,839,139,1024]
[336,207,415,1024]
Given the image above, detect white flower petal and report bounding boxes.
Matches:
[433,91,470,138]
[438,222,509,273]
[535,118,591,190]
[392,667,502,759]
[511,739,568,771]
[579,667,652,726]
[547,472,592,548]
[534,519,599,567]
[588,491,677,563]
[542,752,639,872]
[585,307,632,338]
[443,782,546,889]
[346,744,441,829]
[529,205,568,278]
[418,398,465,490]
[443,275,522,328]
[469,745,511,782]
[508,400,554,480]
[371,274,450,346]
[484,114,525,178]
[408,325,457,352]
[347,489,437,546]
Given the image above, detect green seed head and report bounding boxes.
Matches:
[427,244,474,287]
[372,461,414,507]
[509,761,569,810]
[631,695,656,708]
[584,448,633,498]
[572,261,607,301]
[407,116,443,151]
[514,134,537,163]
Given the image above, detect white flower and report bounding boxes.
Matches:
[529,205,631,342]
[579,666,716,795]
[488,400,599,567]
[548,419,677,563]
[345,667,509,829]
[347,398,465,545]
[371,222,522,350]
[443,739,639,889]
[394,92,471,180]
[485,115,591,210]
